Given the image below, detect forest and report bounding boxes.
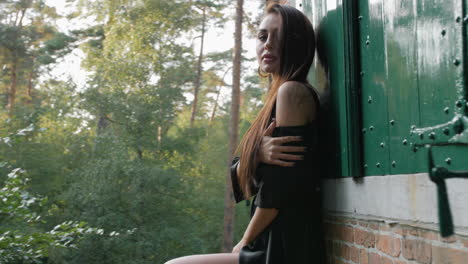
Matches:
[0,0,269,262]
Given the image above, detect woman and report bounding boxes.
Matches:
[165,3,322,264]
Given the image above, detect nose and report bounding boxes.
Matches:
[264,36,273,50]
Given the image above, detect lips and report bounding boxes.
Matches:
[262,54,276,63]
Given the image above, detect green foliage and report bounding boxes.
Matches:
[0,167,45,223]
[0,0,263,262]
[0,0,78,117]
[37,32,77,65]
[0,165,126,264]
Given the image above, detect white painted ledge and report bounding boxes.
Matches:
[321,173,468,231]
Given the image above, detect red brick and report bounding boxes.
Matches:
[376,234,401,257]
[346,219,357,226]
[402,239,431,263]
[335,257,347,264]
[394,261,407,264]
[420,230,438,241]
[342,244,351,260]
[358,220,369,228]
[369,252,380,263]
[336,225,354,243]
[394,228,404,236]
[432,245,468,264]
[355,228,376,248]
[369,223,379,230]
[380,254,393,264]
[396,227,415,237]
[409,228,420,237]
[462,238,468,248]
[415,242,431,263]
[350,246,359,263]
[360,249,369,264]
[379,224,391,232]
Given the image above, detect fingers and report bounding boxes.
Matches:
[273,136,304,144]
[264,119,276,136]
[277,145,307,153]
[266,154,302,166]
[272,159,296,167]
[277,153,304,161]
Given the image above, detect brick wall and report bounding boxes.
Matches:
[323,215,468,264]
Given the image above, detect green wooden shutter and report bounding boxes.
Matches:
[301,0,468,177]
[358,0,467,175]
[299,0,362,178]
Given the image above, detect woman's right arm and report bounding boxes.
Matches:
[257,119,306,166]
[230,120,307,204]
[230,156,246,203]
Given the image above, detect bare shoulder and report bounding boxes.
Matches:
[276,81,317,126]
[278,81,312,99]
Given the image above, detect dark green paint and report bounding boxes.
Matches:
[358,0,391,175]
[383,0,424,174]
[343,0,363,177]
[300,0,361,177]
[358,0,468,175]
[299,0,468,177]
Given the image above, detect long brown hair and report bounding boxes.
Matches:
[235,3,316,198]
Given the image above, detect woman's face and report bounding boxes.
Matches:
[256,13,282,75]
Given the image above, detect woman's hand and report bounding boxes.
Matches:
[257,118,307,167]
[232,238,248,253]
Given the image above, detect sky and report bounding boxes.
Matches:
[43,0,262,105]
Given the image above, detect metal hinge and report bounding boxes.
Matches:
[411,114,468,237]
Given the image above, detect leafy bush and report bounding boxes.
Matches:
[0,165,136,263]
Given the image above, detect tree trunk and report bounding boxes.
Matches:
[27,70,33,104]
[157,125,162,144]
[222,0,243,253]
[97,116,108,133]
[137,147,143,159]
[6,7,27,114]
[190,7,206,127]
[210,67,231,125]
[209,85,221,124]
[7,58,17,115]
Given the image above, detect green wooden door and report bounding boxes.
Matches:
[299,0,468,177]
[358,0,467,175]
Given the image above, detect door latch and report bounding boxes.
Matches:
[427,144,468,237]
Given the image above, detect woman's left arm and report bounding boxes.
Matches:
[240,81,316,244]
[233,81,316,253]
[243,207,279,243]
[233,207,279,253]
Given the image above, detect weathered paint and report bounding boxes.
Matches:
[359,0,391,175]
[294,0,468,244]
[299,0,363,178]
[321,174,468,232]
[300,0,468,177]
[359,0,468,175]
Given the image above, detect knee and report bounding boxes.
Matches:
[163,257,184,264]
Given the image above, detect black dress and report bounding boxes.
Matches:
[230,89,324,264]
